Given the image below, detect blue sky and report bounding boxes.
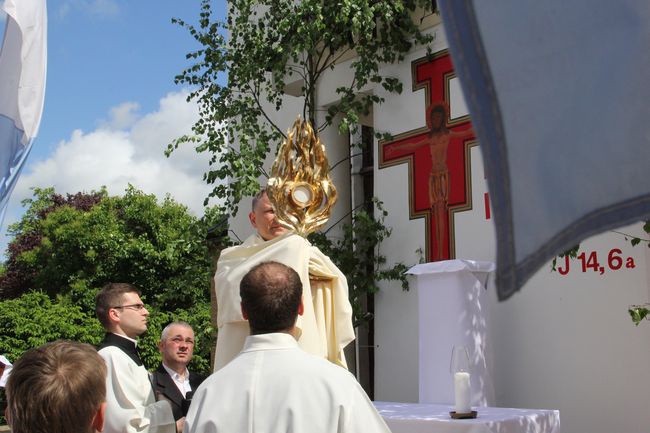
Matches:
[0,0,227,254]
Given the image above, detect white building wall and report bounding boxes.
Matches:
[370,22,650,433]
[487,229,650,433]
[372,25,444,403]
[226,17,650,433]
[455,148,650,433]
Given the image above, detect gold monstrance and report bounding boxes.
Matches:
[268,117,349,367]
[267,116,337,236]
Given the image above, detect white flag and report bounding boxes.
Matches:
[439,1,650,300]
[0,0,47,224]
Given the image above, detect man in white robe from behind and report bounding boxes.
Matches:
[95,283,177,433]
[213,189,355,370]
[187,261,390,433]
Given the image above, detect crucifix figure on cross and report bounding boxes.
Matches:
[380,51,478,263]
[387,102,474,261]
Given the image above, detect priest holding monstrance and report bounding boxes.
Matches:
[212,118,355,371]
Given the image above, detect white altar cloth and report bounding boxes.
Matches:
[374,401,560,433]
[407,260,495,406]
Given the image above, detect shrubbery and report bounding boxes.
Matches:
[0,186,220,376]
[0,291,103,361]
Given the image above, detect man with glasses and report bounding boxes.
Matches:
[95,283,176,433]
[152,322,205,422]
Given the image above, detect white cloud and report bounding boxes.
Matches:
[99,101,140,130]
[14,90,215,215]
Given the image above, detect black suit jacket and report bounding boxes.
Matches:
[151,364,206,420]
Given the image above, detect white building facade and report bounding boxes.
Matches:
[227,14,650,433]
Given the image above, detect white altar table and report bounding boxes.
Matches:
[374,401,560,433]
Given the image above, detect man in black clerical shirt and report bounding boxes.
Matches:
[95,283,178,433]
[152,321,206,420]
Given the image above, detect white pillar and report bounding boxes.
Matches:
[409,259,495,407]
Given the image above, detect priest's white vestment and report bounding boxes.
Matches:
[99,346,175,433]
[213,232,355,370]
[187,333,390,433]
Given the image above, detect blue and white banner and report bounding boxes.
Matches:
[439,1,650,300]
[0,0,47,225]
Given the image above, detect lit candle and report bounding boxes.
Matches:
[454,371,471,414]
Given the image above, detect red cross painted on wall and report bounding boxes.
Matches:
[379,50,478,262]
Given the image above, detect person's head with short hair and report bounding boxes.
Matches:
[95,282,149,338]
[240,261,303,334]
[5,340,106,433]
[248,189,288,241]
[158,321,195,374]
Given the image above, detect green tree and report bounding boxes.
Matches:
[170,0,429,330]
[308,199,409,326]
[0,186,221,375]
[0,291,103,362]
[170,0,435,216]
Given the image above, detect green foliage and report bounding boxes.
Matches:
[626,221,650,326]
[171,0,435,217]
[0,291,104,425]
[0,291,103,362]
[309,199,410,327]
[628,220,650,248]
[550,244,580,272]
[0,187,221,375]
[629,305,650,326]
[2,186,217,311]
[0,292,213,426]
[169,0,432,331]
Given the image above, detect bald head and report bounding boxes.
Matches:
[240,261,303,334]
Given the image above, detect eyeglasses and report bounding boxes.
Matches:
[170,336,195,345]
[112,303,146,311]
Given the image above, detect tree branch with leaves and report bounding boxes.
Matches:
[170,0,434,216]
